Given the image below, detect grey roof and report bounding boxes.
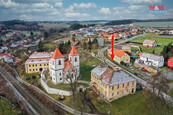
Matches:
[109,71,136,86]
[91,64,107,77]
[143,40,157,45]
[141,53,164,60]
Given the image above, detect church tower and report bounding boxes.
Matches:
[69,46,80,77]
[49,48,64,84]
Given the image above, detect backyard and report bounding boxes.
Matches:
[91,90,173,115]
[130,36,173,54]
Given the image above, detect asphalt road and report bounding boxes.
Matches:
[97,34,173,106]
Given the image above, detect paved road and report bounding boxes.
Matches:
[97,34,173,106]
[0,67,50,115]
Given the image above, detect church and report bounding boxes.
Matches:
[49,46,80,84]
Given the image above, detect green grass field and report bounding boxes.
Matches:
[131,36,173,54]
[0,99,20,114]
[93,90,173,115]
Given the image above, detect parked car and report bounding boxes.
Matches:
[129,67,134,71]
[141,69,148,72]
[114,66,122,71]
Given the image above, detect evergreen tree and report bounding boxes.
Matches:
[44,31,48,38]
[83,41,87,50]
[68,40,71,45]
[30,31,33,36]
[37,41,44,52]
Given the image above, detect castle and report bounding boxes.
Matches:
[49,46,80,84]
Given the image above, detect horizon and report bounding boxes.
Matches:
[0,0,173,21]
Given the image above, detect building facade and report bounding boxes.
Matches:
[108,49,130,64]
[25,52,51,74]
[49,46,80,85]
[143,40,157,48]
[91,64,136,102]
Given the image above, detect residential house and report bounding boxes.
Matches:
[91,64,136,102]
[143,40,157,48]
[168,57,173,68]
[129,31,136,35]
[4,54,14,63]
[49,46,80,84]
[108,49,130,64]
[169,30,173,35]
[135,53,164,67]
[25,52,51,74]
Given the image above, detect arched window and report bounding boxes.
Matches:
[75,57,77,62]
[70,57,72,61]
[59,60,61,65]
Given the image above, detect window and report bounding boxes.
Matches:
[127,83,129,86]
[112,93,114,96]
[117,85,119,89]
[36,69,38,71]
[35,64,37,67]
[32,65,34,67]
[70,57,72,61]
[47,64,49,66]
[132,81,134,86]
[59,60,61,65]
[40,64,42,66]
[75,57,77,62]
[60,78,62,80]
[127,89,129,92]
[33,69,35,71]
[122,90,124,93]
[123,84,124,88]
[29,65,31,67]
[44,64,46,66]
[117,92,119,95]
[59,73,61,76]
[29,69,31,71]
[112,86,114,90]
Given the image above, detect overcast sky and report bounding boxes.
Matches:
[0,0,173,21]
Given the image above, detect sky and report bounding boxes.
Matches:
[0,0,173,21]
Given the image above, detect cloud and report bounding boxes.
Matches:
[65,2,97,12]
[55,2,63,7]
[121,0,162,4]
[0,0,20,8]
[65,12,89,18]
[98,7,111,14]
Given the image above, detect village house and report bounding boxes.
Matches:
[91,64,136,102]
[143,40,158,48]
[135,53,164,68]
[108,49,130,64]
[168,57,173,68]
[25,52,51,74]
[49,46,80,85]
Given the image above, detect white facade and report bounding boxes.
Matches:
[139,53,164,67]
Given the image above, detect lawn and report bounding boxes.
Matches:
[47,80,89,91]
[0,99,21,115]
[92,90,173,115]
[80,57,103,81]
[168,89,173,97]
[130,36,173,54]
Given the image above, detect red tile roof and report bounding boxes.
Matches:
[69,46,79,56]
[101,68,113,84]
[114,49,126,57]
[51,48,64,59]
[138,52,143,56]
[64,60,75,72]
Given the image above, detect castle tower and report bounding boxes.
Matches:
[69,46,80,77]
[49,48,64,84]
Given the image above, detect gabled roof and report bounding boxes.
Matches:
[64,60,76,72]
[51,48,64,59]
[69,46,79,56]
[114,49,126,57]
[143,39,157,45]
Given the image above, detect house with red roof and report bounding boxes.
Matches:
[108,49,130,64]
[168,57,173,68]
[49,46,80,84]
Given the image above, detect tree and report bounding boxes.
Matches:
[30,31,33,36]
[152,50,155,54]
[37,41,44,52]
[120,61,124,65]
[67,40,71,45]
[72,34,76,42]
[44,31,48,38]
[83,41,87,50]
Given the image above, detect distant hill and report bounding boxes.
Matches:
[106,18,173,25]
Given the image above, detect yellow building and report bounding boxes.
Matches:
[91,64,136,102]
[25,52,51,74]
[108,49,130,64]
